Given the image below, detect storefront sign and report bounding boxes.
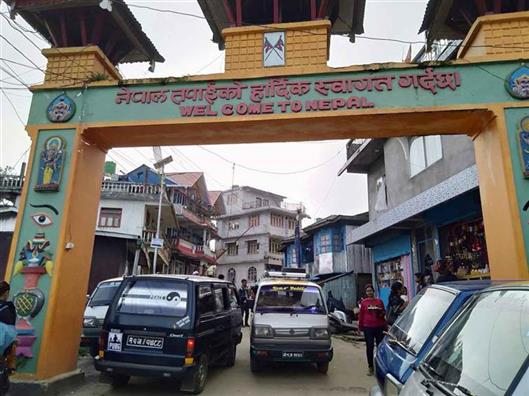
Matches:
[114,68,461,118]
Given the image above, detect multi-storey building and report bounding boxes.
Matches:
[216,186,302,286]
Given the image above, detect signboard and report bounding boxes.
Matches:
[150,238,164,249]
[153,156,173,169]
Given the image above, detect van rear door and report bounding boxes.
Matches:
[104,278,192,367]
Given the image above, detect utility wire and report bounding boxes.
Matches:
[198,145,343,176]
[0,88,27,126]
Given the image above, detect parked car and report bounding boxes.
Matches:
[94,275,243,394]
[371,281,492,396]
[250,270,333,374]
[401,281,529,396]
[81,277,123,356]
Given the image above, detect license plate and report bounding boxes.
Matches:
[282,352,304,359]
[126,335,164,349]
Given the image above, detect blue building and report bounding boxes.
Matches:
[282,214,373,311]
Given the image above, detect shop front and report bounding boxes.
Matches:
[424,189,490,281]
[371,233,413,307]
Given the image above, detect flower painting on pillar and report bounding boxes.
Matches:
[263,31,286,67]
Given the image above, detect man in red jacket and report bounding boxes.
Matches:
[358,284,387,376]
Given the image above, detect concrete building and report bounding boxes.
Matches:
[216,186,302,286]
[340,134,486,304]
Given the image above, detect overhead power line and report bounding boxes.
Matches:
[198,145,343,176]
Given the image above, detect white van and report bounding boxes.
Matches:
[250,270,333,373]
[81,277,122,356]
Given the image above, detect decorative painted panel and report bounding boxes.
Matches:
[8,129,75,374]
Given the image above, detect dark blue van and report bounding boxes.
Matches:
[371,281,492,396]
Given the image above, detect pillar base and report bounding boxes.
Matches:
[10,369,84,396]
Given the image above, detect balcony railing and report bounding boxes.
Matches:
[0,175,23,191]
[101,181,161,194]
[242,200,271,210]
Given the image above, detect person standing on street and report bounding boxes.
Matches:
[387,281,406,326]
[415,272,427,294]
[358,284,387,376]
[239,279,251,327]
[435,260,458,283]
[0,281,17,374]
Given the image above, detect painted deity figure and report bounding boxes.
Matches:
[35,137,65,191]
[513,74,529,99]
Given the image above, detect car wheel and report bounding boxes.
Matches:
[189,354,208,394]
[317,362,329,374]
[250,356,263,373]
[110,374,130,388]
[224,344,236,367]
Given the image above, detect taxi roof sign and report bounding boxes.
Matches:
[264,267,308,280]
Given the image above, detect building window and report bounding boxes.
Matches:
[99,208,122,228]
[263,199,269,206]
[270,239,282,253]
[228,221,240,230]
[287,218,296,230]
[374,176,388,212]
[256,197,262,207]
[228,268,236,283]
[333,233,343,252]
[226,242,238,256]
[248,266,257,283]
[271,214,284,227]
[227,193,238,205]
[249,214,260,227]
[409,135,443,177]
[320,233,331,253]
[247,240,259,255]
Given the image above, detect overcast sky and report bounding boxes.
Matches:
[0,0,428,223]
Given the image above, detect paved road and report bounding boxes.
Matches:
[73,329,375,396]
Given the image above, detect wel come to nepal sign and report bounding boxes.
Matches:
[27,61,529,125]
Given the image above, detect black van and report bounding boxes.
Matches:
[94,275,243,394]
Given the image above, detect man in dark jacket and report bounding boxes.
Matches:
[0,281,17,374]
[238,279,251,327]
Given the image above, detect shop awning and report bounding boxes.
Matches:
[348,165,479,245]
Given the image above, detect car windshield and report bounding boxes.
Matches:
[255,284,326,314]
[389,286,456,355]
[423,289,529,396]
[117,279,189,317]
[89,281,121,307]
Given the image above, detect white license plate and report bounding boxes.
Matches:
[282,352,304,359]
[126,335,164,349]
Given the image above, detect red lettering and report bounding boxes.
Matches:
[248,103,262,114]
[194,105,206,116]
[180,106,194,116]
[318,99,331,110]
[277,101,290,113]
[291,100,302,113]
[332,98,346,110]
[361,97,375,108]
[236,103,248,115]
[346,97,360,109]
[221,104,233,116]
[305,100,319,111]
[261,103,274,114]
[206,105,217,116]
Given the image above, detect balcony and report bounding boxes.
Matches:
[101,181,161,194]
[338,138,385,175]
[242,200,270,210]
[174,238,217,263]
[142,229,173,266]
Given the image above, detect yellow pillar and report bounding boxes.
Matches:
[473,108,529,280]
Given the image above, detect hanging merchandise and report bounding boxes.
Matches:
[439,218,490,280]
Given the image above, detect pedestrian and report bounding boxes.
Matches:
[358,284,386,376]
[386,281,406,326]
[435,259,458,283]
[400,286,409,303]
[0,281,17,374]
[239,279,251,327]
[415,272,427,294]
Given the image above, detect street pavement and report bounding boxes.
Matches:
[71,329,375,396]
